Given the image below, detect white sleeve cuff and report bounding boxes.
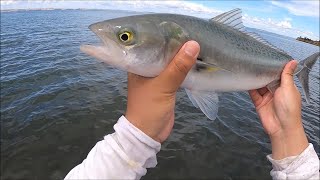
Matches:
[65,115,161,179]
[267,143,320,180]
[112,115,161,169]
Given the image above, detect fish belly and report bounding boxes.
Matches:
[182,71,277,92]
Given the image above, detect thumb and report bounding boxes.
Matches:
[157,40,200,92]
[281,60,298,87]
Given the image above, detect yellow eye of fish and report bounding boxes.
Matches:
[119,31,132,42]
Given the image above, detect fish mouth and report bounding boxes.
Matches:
[80,44,112,61]
[80,22,126,68]
[80,22,112,60]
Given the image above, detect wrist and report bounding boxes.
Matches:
[270,125,308,160]
[125,112,160,142]
[113,116,161,168]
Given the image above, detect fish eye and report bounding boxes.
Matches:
[118,31,132,43]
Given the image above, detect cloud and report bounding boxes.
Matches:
[96,1,223,18]
[277,21,292,29]
[1,1,223,17]
[243,15,318,40]
[0,0,16,5]
[276,18,292,29]
[271,1,319,17]
[1,1,318,40]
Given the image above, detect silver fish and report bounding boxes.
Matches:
[81,8,319,120]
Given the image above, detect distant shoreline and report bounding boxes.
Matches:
[1,8,58,12]
[296,37,320,46]
[1,8,146,14]
[1,8,106,12]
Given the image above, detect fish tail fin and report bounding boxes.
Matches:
[296,52,320,103]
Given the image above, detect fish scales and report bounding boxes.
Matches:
[81,9,319,120]
[136,14,292,80]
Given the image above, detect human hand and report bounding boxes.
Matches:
[125,41,200,143]
[249,60,308,159]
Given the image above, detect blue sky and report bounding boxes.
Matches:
[1,0,319,40]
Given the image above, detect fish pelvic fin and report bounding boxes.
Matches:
[185,89,219,120]
[296,52,320,104]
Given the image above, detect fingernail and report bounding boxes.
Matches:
[184,41,199,58]
[290,60,298,70]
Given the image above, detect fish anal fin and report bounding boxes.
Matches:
[185,89,219,120]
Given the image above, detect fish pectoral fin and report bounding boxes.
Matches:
[207,67,221,72]
[159,21,189,41]
[160,21,190,62]
[195,60,232,73]
[185,89,219,120]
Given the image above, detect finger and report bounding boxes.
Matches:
[249,89,262,107]
[257,87,268,95]
[128,72,149,81]
[158,40,200,91]
[257,90,273,109]
[127,72,138,89]
[127,72,136,81]
[127,72,149,88]
[281,60,298,87]
[261,90,273,101]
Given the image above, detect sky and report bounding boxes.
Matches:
[1,0,319,40]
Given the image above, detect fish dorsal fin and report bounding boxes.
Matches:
[210,8,245,32]
[211,8,288,54]
[244,32,287,54]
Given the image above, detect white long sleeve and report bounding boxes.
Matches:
[65,116,319,180]
[267,143,319,180]
[65,116,161,180]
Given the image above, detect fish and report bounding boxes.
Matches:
[81,8,320,120]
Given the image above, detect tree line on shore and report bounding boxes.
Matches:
[296,36,319,46]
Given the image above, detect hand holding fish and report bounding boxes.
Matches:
[125,41,200,143]
[249,60,308,160]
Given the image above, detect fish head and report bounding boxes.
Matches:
[81,16,187,77]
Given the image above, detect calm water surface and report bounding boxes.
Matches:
[1,10,319,179]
